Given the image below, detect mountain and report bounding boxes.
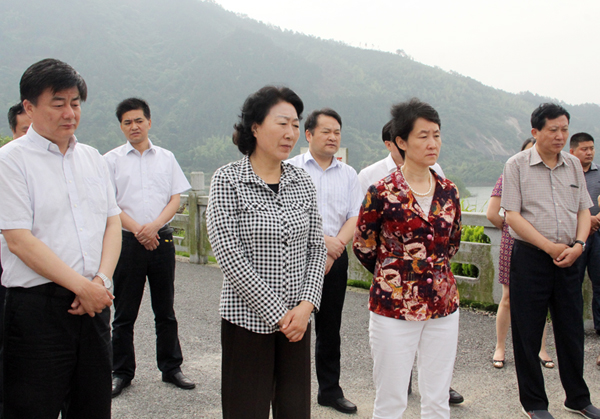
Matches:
[1,0,599,185]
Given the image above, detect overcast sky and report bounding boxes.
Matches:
[214,0,599,106]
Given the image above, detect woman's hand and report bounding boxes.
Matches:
[278,301,314,342]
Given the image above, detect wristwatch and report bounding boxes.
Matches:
[95,272,112,289]
[574,240,586,252]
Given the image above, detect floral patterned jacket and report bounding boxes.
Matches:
[352,169,461,321]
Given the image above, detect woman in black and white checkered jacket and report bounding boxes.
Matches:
[207,86,327,419]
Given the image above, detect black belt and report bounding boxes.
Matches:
[515,239,576,252]
[514,239,543,252]
[122,225,173,238]
[8,282,74,299]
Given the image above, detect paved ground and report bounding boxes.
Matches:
[111,261,600,418]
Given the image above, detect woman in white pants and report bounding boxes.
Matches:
[353,98,462,419]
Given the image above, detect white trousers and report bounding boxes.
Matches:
[369,310,459,419]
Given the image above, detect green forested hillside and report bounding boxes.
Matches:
[1,0,599,185]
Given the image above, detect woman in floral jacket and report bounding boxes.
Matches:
[353,98,461,419]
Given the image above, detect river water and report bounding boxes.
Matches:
[462,186,494,212]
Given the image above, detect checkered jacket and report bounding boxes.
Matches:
[207,156,327,334]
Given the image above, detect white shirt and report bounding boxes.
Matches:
[286,151,363,237]
[358,153,446,195]
[0,127,120,288]
[103,140,191,230]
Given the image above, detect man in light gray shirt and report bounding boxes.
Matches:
[502,103,598,419]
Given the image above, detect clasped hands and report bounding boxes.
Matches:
[135,221,161,251]
[278,301,314,342]
[69,276,114,317]
[546,242,582,268]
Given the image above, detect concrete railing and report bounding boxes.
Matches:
[178,173,593,319]
[171,172,211,264]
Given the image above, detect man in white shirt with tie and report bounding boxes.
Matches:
[104,98,194,397]
[288,108,363,414]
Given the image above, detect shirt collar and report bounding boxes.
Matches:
[125,138,155,155]
[385,153,398,173]
[528,146,568,168]
[27,126,78,154]
[304,149,340,171]
[239,155,299,187]
[589,162,599,171]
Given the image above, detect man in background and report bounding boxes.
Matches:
[570,133,600,355]
[288,108,363,414]
[8,102,31,139]
[105,98,194,398]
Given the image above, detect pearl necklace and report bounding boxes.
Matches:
[400,165,433,197]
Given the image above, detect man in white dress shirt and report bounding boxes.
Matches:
[357,120,464,405]
[104,98,194,397]
[287,108,363,414]
[0,58,121,419]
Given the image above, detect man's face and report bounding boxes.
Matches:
[23,86,81,144]
[120,109,151,145]
[11,112,32,139]
[306,115,341,160]
[570,140,595,169]
[532,115,569,157]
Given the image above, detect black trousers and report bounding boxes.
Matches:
[315,250,348,401]
[510,241,591,411]
[221,319,311,419]
[111,228,183,381]
[3,283,111,419]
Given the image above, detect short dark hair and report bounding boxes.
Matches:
[20,58,87,105]
[116,98,151,122]
[8,102,25,132]
[233,86,304,156]
[521,137,536,151]
[304,108,342,136]
[570,132,595,149]
[390,98,441,159]
[381,120,392,144]
[530,103,570,131]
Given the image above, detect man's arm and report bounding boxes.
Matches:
[70,214,122,314]
[2,228,114,317]
[505,211,568,260]
[553,209,590,268]
[323,216,358,274]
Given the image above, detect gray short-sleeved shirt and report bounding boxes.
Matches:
[501,146,592,244]
[584,162,600,217]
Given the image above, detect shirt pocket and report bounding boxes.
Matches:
[286,201,310,241]
[151,171,172,197]
[84,176,108,215]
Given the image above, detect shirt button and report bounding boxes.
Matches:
[84,252,88,256]
[427,257,433,263]
[74,204,77,208]
[427,234,433,240]
[80,228,83,231]
[427,278,433,284]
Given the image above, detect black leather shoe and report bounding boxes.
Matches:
[318,397,357,414]
[111,376,131,398]
[162,371,196,389]
[449,387,464,404]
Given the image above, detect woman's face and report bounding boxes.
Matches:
[396,117,441,167]
[252,101,300,163]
